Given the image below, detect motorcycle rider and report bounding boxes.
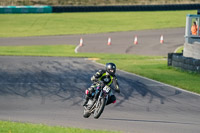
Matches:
[82,63,120,106]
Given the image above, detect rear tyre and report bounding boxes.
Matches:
[93,98,106,119]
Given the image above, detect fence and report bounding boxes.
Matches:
[0,5,52,13]
[52,4,200,13]
[1,4,200,13]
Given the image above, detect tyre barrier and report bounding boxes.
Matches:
[168,53,200,73]
[198,9,200,15]
[52,4,200,13]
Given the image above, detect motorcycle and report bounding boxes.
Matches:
[83,82,111,119]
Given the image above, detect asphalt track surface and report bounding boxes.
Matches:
[0,29,200,133]
[0,28,185,56]
[0,56,200,133]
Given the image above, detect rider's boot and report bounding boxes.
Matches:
[83,89,90,106]
[82,86,95,107]
[82,95,89,106]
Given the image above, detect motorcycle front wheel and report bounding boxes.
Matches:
[83,108,91,118]
[93,97,106,119]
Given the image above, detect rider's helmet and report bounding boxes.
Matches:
[106,63,116,76]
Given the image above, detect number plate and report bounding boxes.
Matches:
[103,86,110,93]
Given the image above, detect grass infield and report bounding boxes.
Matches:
[0,121,119,133]
[0,45,199,94]
[0,10,196,37]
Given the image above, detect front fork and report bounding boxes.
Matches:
[96,91,109,108]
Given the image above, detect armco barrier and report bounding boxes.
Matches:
[52,4,200,13]
[1,4,200,13]
[168,53,200,73]
[0,6,52,13]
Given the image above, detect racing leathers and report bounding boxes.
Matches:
[83,69,120,106]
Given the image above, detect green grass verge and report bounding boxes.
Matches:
[176,46,184,53]
[0,10,196,37]
[0,45,199,94]
[0,121,119,133]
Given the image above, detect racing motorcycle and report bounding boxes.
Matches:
[83,82,111,119]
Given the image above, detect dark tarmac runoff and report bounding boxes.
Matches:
[0,28,200,133]
[0,56,200,133]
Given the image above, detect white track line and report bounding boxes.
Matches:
[88,59,200,97]
[75,45,81,53]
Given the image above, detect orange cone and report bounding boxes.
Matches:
[160,35,164,44]
[79,38,83,46]
[134,36,138,45]
[107,37,111,45]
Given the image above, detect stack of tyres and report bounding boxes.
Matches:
[172,53,182,68]
[179,56,185,70]
[169,52,200,73]
[183,57,188,70]
[194,60,200,73]
[187,58,195,71]
[172,54,178,67]
[168,53,173,66]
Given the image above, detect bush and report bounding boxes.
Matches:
[1,0,200,6]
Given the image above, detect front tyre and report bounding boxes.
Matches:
[83,108,91,118]
[93,98,106,119]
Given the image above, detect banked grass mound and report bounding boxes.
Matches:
[0,10,196,37]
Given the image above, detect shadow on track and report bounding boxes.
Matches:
[102,118,200,126]
[0,56,182,107]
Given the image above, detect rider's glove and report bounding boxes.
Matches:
[115,89,120,93]
[91,76,97,82]
[115,84,120,93]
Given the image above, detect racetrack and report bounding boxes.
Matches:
[0,56,200,133]
[0,28,185,56]
[0,28,200,133]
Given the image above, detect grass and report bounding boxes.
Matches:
[0,10,196,37]
[99,58,200,93]
[0,10,199,132]
[0,120,119,133]
[0,45,76,56]
[176,46,184,53]
[0,45,199,94]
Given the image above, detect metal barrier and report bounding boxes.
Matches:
[52,4,200,13]
[0,6,52,13]
[1,4,200,13]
